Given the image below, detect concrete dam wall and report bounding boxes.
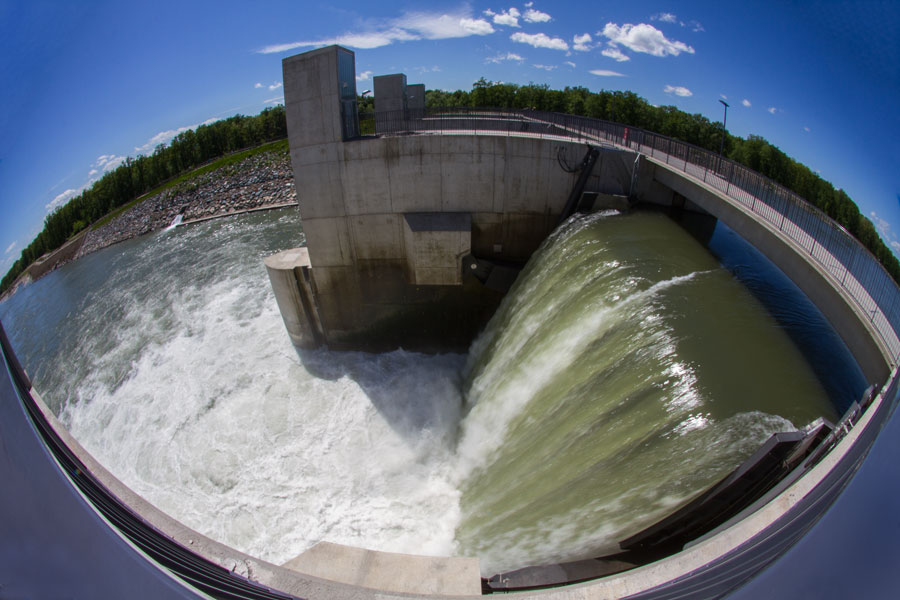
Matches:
[274,45,636,351]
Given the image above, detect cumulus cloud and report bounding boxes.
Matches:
[268,82,282,91]
[590,69,625,77]
[487,51,524,64]
[133,118,218,155]
[134,127,193,154]
[523,8,551,23]
[492,8,520,27]
[46,187,84,211]
[95,154,127,173]
[871,211,900,252]
[600,22,694,58]
[768,106,777,114]
[356,70,373,81]
[742,99,751,107]
[601,47,630,62]
[258,10,494,53]
[533,64,557,71]
[652,12,678,23]
[573,33,592,51]
[5,241,17,255]
[664,84,693,97]
[254,82,263,88]
[510,31,568,51]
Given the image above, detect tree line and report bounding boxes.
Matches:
[4,81,898,294]
[426,79,900,283]
[2,106,286,293]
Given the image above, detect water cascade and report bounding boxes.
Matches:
[0,208,842,577]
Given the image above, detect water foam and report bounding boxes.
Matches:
[23,208,832,577]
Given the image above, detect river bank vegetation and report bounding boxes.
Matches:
[4,82,898,295]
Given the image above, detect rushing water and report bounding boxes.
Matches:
[0,207,862,575]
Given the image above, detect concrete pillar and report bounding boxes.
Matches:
[264,248,325,348]
[374,73,407,133]
[407,83,425,115]
[402,213,471,285]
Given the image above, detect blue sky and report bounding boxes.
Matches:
[2,1,899,275]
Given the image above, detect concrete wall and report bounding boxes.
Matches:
[290,132,635,350]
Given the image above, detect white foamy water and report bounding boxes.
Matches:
[1,208,840,576]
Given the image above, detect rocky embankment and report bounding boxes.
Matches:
[76,150,296,259]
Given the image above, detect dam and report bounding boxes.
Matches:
[1,45,899,599]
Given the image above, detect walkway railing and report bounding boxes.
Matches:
[360,107,900,367]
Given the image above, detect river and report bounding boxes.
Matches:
[0,206,865,575]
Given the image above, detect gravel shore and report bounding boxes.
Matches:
[76,150,297,259]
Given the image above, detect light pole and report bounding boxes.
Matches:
[718,99,729,156]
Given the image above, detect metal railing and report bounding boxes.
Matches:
[359,107,900,366]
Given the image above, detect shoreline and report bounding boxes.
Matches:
[1,150,297,301]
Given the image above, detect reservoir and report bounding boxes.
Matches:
[0,206,865,575]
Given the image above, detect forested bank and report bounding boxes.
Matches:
[1,107,286,293]
[4,81,898,295]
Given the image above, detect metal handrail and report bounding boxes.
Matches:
[360,106,900,366]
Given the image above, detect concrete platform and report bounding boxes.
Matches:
[281,542,482,596]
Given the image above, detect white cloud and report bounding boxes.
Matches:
[5,241,16,255]
[487,51,524,64]
[742,99,751,107]
[258,10,494,53]
[689,20,705,32]
[492,8,520,27]
[533,64,557,71]
[134,126,193,154]
[264,95,284,105]
[46,187,84,211]
[564,60,576,68]
[573,33,592,51]
[590,69,625,77]
[133,118,218,155]
[95,154,127,173]
[523,8,551,23]
[803,126,811,132]
[871,211,899,251]
[653,12,678,23]
[511,31,568,51]
[720,94,728,100]
[601,46,630,62]
[664,84,693,97]
[254,82,263,89]
[268,82,282,91]
[356,70,373,81]
[89,169,98,176]
[601,22,694,57]
[768,106,777,114]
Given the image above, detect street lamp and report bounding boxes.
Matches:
[718,99,729,156]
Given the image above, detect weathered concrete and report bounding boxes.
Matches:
[281,47,639,351]
[282,542,481,596]
[637,157,892,384]
[264,248,324,348]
